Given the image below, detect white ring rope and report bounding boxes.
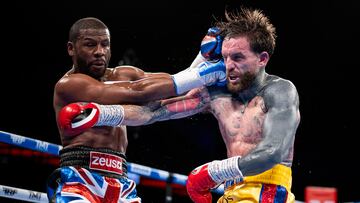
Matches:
[0,184,48,203]
[0,130,224,202]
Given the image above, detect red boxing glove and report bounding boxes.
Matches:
[186,156,243,203]
[186,163,217,203]
[58,102,100,136]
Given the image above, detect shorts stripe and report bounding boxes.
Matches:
[274,185,288,203]
[259,184,288,203]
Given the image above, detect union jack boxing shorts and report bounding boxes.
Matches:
[47,146,141,203]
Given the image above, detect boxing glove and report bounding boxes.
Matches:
[188,27,223,70]
[200,27,223,62]
[186,156,242,203]
[172,59,226,95]
[58,102,124,136]
[186,163,216,203]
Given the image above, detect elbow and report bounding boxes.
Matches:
[266,147,283,165]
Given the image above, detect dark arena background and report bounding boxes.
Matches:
[1,0,359,202]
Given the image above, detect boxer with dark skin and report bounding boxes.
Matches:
[47,17,225,202]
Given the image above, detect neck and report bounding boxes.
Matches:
[237,69,267,102]
[65,66,76,76]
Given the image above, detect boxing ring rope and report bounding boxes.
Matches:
[0,184,48,203]
[0,130,224,202]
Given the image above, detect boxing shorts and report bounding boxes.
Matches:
[46,146,141,203]
[217,164,295,203]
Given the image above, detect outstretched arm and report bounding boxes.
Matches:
[55,56,225,106]
[58,88,211,136]
[55,28,225,106]
[55,72,175,105]
[238,79,300,176]
[123,87,211,126]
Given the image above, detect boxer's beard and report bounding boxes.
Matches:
[227,72,256,94]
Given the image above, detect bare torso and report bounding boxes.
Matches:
[53,66,146,153]
[142,73,299,174]
[210,95,267,158]
[206,75,296,167]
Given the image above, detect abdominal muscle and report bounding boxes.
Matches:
[210,96,267,158]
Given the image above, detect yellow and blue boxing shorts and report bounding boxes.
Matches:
[217,164,295,203]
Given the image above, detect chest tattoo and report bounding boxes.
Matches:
[211,96,267,143]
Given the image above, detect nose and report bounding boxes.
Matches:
[224,58,235,71]
[94,45,106,57]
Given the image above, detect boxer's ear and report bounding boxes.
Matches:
[67,42,75,56]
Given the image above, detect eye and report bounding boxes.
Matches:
[232,54,244,62]
[101,41,110,47]
[85,42,96,47]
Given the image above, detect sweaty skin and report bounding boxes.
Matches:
[55,66,173,152]
[54,28,176,152]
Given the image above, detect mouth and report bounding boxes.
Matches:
[228,74,240,83]
[91,60,106,68]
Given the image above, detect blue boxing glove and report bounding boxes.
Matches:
[198,59,226,86]
[188,27,223,70]
[200,27,223,62]
[172,59,226,95]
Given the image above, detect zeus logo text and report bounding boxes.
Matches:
[91,156,122,169]
[89,152,123,175]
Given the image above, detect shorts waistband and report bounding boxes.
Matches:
[60,145,127,178]
[224,164,292,191]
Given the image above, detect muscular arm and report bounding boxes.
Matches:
[121,88,211,126]
[57,89,209,136]
[55,72,175,105]
[238,80,300,176]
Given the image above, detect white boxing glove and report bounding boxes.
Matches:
[172,59,226,95]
